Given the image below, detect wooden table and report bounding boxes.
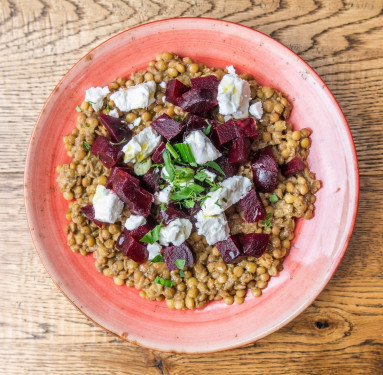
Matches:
[1,1,382,373]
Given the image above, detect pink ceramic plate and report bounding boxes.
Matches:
[25,18,359,353]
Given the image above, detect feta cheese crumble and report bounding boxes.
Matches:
[202,176,252,216]
[124,214,146,230]
[185,130,222,165]
[85,86,110,112]
[195,211,230,245]
[249,101,264,120]
[158,218,193,246]
[93,185,124,224]
[122,127,161,163]
[147,242,162,260]
[108,108,119,118]
[154,185,172,204]
[217,66,251,119]
[159,81,167,89]
[110,81,156,112]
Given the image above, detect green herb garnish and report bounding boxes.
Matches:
[175,258,186,277]
[140,222,162,244]
[202,161,225,176]
[174,143,196,166]
[194,171,208,182]
[166,142,180,160]
[110,138,127,146]
[154,276,174,287]
[106,100,110,113]
[222,197,228,203]
[75,106,82,112]
[174,116,183,122]
[87,100,96,105]
[170,183,205,201]
[163,149,175,182]
[269,194,279,202]
[160,202,167,210]
[83,141,91,150]
[203,119,212,135]
[151,254,164,263]
[183,199,195,208]
[262,213,273,230]
[174,167,194,184]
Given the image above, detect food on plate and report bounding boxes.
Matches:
[57,52,320,310]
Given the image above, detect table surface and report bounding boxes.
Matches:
[1,0,383,374]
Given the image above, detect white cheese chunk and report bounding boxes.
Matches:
[217,66,251,119]
[202,175,252,215]
[124,214,146,230]
[185,130,222,165]
[195,211,230,245]
[85,86,110,112]
[110,81,156,112]
[122,127,161,163]
[201,169,216,182]
[249,101,264,120]
[159,81,167,89]
[93,185,124,224]
[154,185,172,204]
[147,242,162,260]
[132,117,141,127]
[159,218,192,246]
[108,108,119,118]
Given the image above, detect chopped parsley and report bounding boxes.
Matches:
[174,258,186,277]
[163,149,175,182]
[110,138,127,146]
[269,194,279,202]
[160,202,167,210]
[173,116,183,122]
[201,161,225,176]
[140,222,162,244]
[154,276,174,287]
[87,100,96,105]
[75,105,82,112]
[151,254,164,263]
[106,100,110,113]
[203,119,212,135]
[83,141,91,150]
[262,213,273,230]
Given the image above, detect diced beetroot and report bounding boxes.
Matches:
[228,137,250,165]
[161,242,195,271]
[106,166,138,190]
[140,168,161,194]
[234,118,258,139]
[240,233,270,258]
[151,114,184,141]
[165,79,190,106]
[281,156,306,177]
[130,216,157,240]
[178,89,218,115]
[239,189,266,223]
[211,154,238,178]
[251,146,278,193]
[90,136,124,169]
[118,179,154,217]
[158,204,189,224]
[80,205,103,227]
[152,141,166,164]
[183,114,208,139]
[116,229,148,264]
[212,120,237,146]
[215,235,246,264]
[190,75,219,96]
[99,113,132,143]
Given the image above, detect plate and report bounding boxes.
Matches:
[24,18,359,353]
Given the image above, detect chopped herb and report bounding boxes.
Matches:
[96,153,99,161]
[262,213,273,230]
[217,176,223,181]
[215,200,222,208]
[160,202,167,210]
[222,197,228,203]
[154,276,174,287]
[87,151,91,158]
[87,100,96,105]
[269,194,279,202]
[203,120,212,135]
[75,105,82,112]
[183,199,195,208]
[140,222,162,244]
[83,141,91,150]
[175,258,186,277]
[194,171,208,182]
[166,142,180,160]
[151,254,164,263]
[110,138,127,146]
[174,167,194,184]
[174,116,183,122]
[209,185,221,193]
[202,161,225,176]
[152,163,165,168]
[174,143,196,166]
[170,183,204,201]
[179,270,185,277]
[85,123,90,127]
[106,100,110,113]
[163,149,175,182]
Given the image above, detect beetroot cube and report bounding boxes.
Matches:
[183,114,208,138]
[118,180,154,217]
[239,189,266,223]
[152,141,166,164]
[99,113,132,143]
[240,233,269,258]
[130,216,157,240]
[251,146,278,193]
[106,166,138,190]
[216,235,246,264]
[116,229,148,264]
[190,75,219,96]
[212,120,238,146]
[165,79,189,106]
[161,242,195,271]
[140,168,161,194]
[281,156,306,177]
[151,114,184,140]
[158,204,189,224]
[178,89,218,115]
[81,205,103,227]
[212,154,238,178]
[90,136,123,169]
[228,137,250,165]
[234,118,258,139]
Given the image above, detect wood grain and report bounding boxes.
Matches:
[1,0,383,374]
